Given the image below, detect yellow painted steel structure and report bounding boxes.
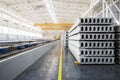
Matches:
[34,23,73,27]
[54,35,60,40]
[34,23,73,30]
[41,27,70,30]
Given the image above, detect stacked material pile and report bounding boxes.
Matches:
[115,26,120,64]
[65,31,68,48]
[68,18,115,64]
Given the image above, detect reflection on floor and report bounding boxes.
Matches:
[14,43,120,80]
[15,43,60,80]
[63,48,120,80]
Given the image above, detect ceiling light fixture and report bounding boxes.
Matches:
[43,0,58,23]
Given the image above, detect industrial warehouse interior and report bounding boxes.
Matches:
[0,0,120,80]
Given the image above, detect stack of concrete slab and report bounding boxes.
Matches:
[115,26,120,64]
[65,31,68,48]
[68,18,115,64]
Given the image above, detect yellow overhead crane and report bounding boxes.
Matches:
[54,35,60,40]
[34,23,73,30]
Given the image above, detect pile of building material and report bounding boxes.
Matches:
[115,25,120,64]
[68,18,115,64]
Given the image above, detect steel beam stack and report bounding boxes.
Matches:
[68,18,115,64]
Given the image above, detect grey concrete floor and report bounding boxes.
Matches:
[63,48,120,80]
[15,43,120,80]
[15,43,60,80]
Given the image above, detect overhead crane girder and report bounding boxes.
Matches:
[34,23,73,30]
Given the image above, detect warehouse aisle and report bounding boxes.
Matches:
[63,48,120,80]
[15,43,60,80]
[62,48,80,80]
[14,43,120,80]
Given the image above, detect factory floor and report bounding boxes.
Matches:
[15,42,120,80]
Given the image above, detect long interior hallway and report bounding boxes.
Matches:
[15,42,60,80]
[14,41,120,80]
